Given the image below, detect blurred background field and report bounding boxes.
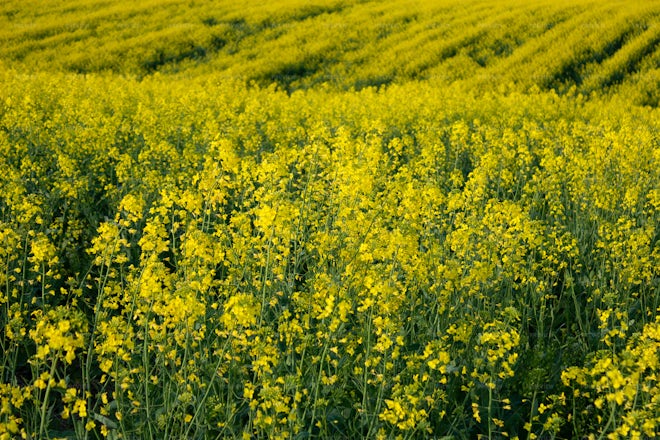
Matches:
[2,0,660,101]
[0,1,659,439]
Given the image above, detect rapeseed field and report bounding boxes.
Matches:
[1,0,659,438]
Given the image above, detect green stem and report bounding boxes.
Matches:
[38,356,59,439]
[258,225,274,327]
[528,389,537,440]
[183,336,232,439]
[143,299,154,439]
[309,336,331,433]
[488,379,493,440]
[596,402,616,440]
[362,306,374,436]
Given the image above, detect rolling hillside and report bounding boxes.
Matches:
[0,1,659,439]
[1,0,660,101]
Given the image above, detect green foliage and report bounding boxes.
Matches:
[0,1,659,439]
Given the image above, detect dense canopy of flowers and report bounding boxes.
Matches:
[1,0,659,438]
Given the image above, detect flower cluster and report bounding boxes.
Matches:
[1,2,660,438]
